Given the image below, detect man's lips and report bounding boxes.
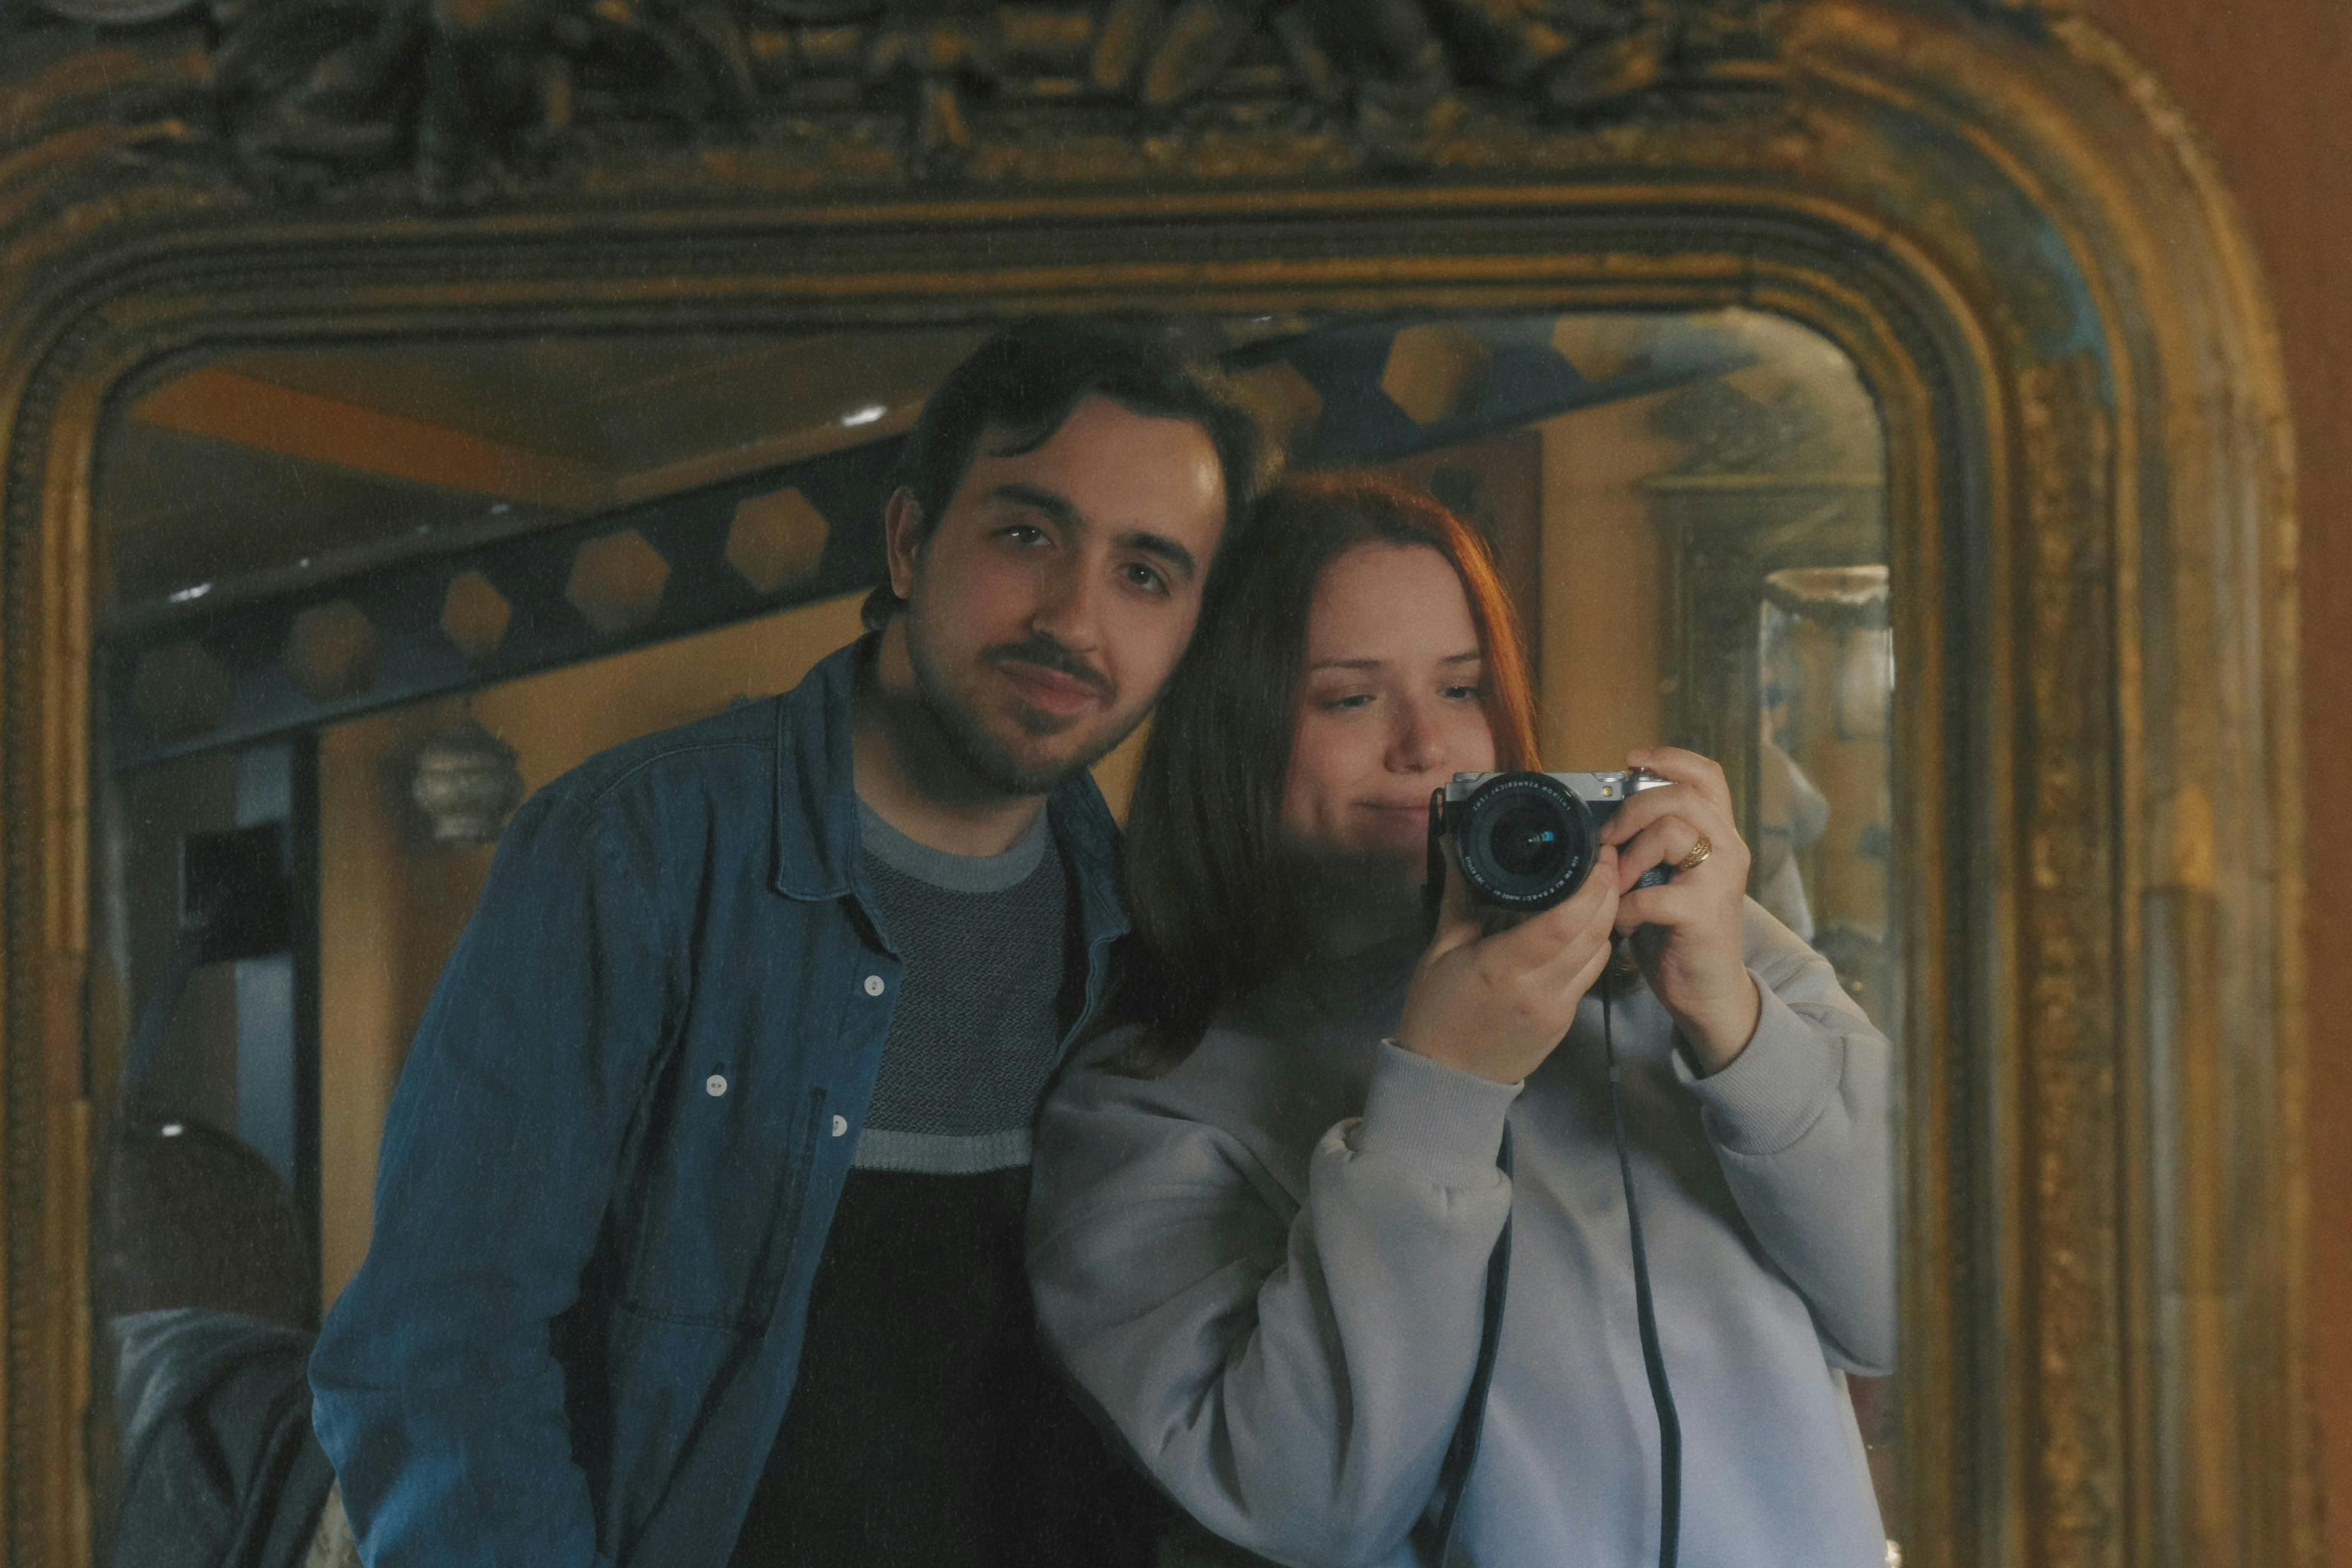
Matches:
[995,659,1107,716]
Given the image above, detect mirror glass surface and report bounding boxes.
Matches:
[89,307,1897,1560]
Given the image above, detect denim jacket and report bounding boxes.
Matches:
[309,640,1130,1568]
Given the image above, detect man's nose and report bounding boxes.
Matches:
[1029,553,1104,651]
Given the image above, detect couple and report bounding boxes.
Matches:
[309,317,1893,1568]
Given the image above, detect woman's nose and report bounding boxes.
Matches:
[1386,702,1443,772]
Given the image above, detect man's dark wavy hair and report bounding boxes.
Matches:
[859,316,1272,629]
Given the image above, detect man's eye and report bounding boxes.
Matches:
[1123,562,1169,596]
[998,523,1049,546]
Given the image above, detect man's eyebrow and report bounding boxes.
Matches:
[988,482,1084,531]
[988,482,1200,583]
[1122,529,1199,583]
[1306,651,1485,672]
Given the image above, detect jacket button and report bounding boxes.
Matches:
[831,1115,849,1138]
[862,975,886,997]
[705,1074,727,1097]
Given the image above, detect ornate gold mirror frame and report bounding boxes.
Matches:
[0,1,2310,1563]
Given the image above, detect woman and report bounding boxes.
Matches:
[1027,475,1894,1568]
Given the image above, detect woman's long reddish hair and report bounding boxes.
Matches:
[1113,472,1541,1070]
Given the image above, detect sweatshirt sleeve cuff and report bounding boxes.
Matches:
[1673,978,1843,1156]
[1350,1039,1522,1178]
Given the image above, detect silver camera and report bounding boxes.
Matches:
[1428,770,1675,911]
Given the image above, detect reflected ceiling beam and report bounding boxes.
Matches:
[103,315,1759,773]
[609,404,922,505]
[130,369,615,513]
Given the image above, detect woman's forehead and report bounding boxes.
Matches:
[1306,544,1478,656]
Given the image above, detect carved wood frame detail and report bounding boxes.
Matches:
[0,2,2311,1564]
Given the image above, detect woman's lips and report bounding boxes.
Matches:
[1361,800,1435,827]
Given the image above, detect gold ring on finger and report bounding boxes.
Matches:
[1677,835,1713,872]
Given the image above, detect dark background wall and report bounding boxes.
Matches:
[2064,0,2351,1557]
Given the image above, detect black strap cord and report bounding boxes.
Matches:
[1426,944,1683,1568]
[1604,944,1683,1568]
[1422,1125,1514,1567]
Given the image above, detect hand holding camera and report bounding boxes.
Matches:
[1598,747,1759,1072]
[1420,748,1762,1074]
[1392,840,1621,1087]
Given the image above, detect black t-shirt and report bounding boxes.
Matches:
[730,1167,1158,1567]
[730,807,1159,1566]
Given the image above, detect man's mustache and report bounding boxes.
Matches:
[984,636,1113,699]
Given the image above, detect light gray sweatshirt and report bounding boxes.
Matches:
[1027,901,1894,1568]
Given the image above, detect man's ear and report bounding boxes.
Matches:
[882,487,923,599]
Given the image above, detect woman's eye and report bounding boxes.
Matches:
[1320,693,1375,711]
[1442,683,1486,701]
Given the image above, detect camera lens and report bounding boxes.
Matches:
[1487,804,1567,881]
[1457,773,1598,909]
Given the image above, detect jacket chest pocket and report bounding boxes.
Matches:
[614,1066,829,1331]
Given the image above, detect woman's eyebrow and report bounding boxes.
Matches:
[1306,651,1484,672]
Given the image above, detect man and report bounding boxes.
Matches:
[309,317,1266,1568]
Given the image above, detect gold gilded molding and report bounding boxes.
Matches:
[8,0,1791,203]
[2017,351,2122,1567]
[0,2,2309,1566]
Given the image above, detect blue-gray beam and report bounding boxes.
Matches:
[106,317,1752,773]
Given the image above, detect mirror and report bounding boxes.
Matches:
[89,304,1902,1561]
[6,2,2311,1560]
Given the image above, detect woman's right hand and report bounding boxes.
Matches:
[1394,847,1623,1084]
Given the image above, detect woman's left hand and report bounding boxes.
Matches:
[1599,746,1759,1073]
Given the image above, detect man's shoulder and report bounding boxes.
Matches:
[535,640,852,816]
[538,697,784,821]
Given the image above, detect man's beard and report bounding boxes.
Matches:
[902,608,1142,798]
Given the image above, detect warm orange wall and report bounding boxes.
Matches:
[2063,0,2352,1557]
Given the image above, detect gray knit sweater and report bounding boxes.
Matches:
[1027,900,1894,1568]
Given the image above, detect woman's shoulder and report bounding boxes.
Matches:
[1737,896,1884,1032]
[1060,1012,1302,1104]
[1051,1010,1366,1162]
[1738,894,1828,972]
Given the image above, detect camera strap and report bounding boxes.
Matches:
[1605,952,1683,1568]
[1420,1125,1512,1568]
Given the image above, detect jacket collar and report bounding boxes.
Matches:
[1046,752,1131,955]
[770,637,1130,951]
[770,639,867,902]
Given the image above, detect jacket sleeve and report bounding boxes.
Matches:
[309,780,676,1568]
[1674,902,1897,1375]
[1028,1037,1520,1568]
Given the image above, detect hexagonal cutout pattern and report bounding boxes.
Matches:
[1227,360,1325,453]
[567,530,670,635]
[726,488,831,594]
[1549,315,1655,384]
[1381,323,1491,426]
[442,570,513,663]
[286,601,381,701]
[130,642,231,740]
